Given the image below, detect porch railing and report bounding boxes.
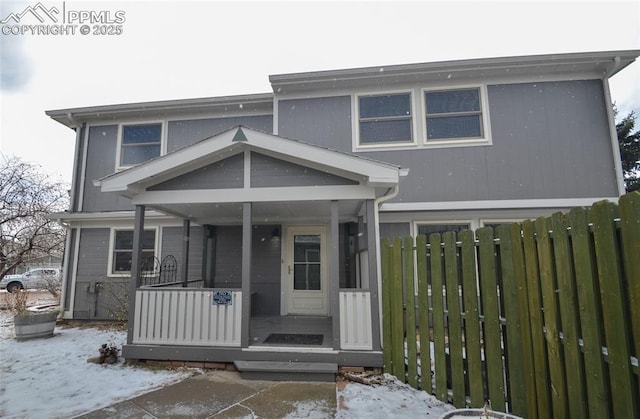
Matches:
[339,290,373,350]
[132,289,242,346]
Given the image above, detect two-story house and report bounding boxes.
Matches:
[47,50,638,371]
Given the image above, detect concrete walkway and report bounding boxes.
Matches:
[77,370,337,418]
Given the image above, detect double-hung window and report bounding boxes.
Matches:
[358,93,413,146]
[424,88,484,141]
[110,229,157,275]
[119,123,162,167]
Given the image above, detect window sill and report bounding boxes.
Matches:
[354,138,491,153]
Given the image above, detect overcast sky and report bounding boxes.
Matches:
[1,0,639,185]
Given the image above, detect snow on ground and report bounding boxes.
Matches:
[336,374,454,419]
[1,308,455,418]
[0,311,191,418]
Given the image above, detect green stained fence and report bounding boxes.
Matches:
[380,192,640,418]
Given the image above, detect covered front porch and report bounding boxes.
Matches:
[97,127,405,365]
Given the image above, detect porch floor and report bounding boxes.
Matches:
[249,315,333,349]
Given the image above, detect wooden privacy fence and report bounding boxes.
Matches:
[381,192,640,419]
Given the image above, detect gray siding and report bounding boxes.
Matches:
[250,225,282,315]
[168,115,273,152]
[149,154,244,190]
[278,96,352,152]
[213,226,242,288]
[82,125,133,212]
[161,226,204,282]
[251,152,357,187]
[380,223,411,239]
[74,228,114,319]
[277,81,618,202]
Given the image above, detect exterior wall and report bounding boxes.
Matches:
[212,226,242,288]
[277,80,619,203]
[379,223,411,240]
[251,152,357,187]
[161,226,204,282]
[167,115,273,152]
[82,125,133,212]
[149,154,244,190]
[250,224,281,315]
[73,228,112,319]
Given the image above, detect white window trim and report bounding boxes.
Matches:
[107,227,159,277]
[352,89,418,151]
[115,120,166,171]
[420,84,492,146]
[480,219,523,228]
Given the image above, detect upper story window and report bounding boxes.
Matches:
[357,93,413,146]
[424,88,484,141]
[119,123,162,167]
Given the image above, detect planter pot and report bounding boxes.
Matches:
[440,409,523,419]
[14,311,58,341]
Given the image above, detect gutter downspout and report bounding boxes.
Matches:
[373,181,403,349]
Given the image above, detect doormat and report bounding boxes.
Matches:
[263,333,324,345]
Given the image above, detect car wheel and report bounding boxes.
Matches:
[7,282,23,293]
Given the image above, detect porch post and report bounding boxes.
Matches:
[330,200,341,350]
[366,199,382,351]
[127,205,145,344]
[241,202,252,347]
[181,219,190,287]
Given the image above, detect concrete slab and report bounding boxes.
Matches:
[77,370,337,418]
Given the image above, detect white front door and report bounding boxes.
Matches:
[284,226,328,315]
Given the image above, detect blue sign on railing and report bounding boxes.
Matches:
[212,291,232,306]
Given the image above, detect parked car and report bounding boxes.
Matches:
[0,268,62,293]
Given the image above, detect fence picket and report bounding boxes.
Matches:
[381,238,392,373]
[443,232,465,407]
[592,200,635,417]
[477,227,506,411]
[416,235,432,394]
[535,217,568,418]
[619,192,640,371]
[522,220,552,416]
[391,237,405,380]
[550,212,588,418]
[495,225,526,416]
[568,207,609,418]
[430,233,448,401]
[404,236,419,389]
[460,230,483,407]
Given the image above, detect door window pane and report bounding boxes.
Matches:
[293,235,321,290]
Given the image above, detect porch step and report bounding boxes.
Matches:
[234,360,338,382]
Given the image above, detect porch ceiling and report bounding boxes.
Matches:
[153,200,364,225]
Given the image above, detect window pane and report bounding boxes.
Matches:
[122,124,162,144]
[418,224,470,236]
[426,89,480,114]
[121,145,161,165]
[113,251,132,272]
[360,119,412,144]
[294,264,321,290]
[294,235,320,262]
[115,231,133,250]
[427,115,481,139]
[360,94,411,118]
[142,231,156,250]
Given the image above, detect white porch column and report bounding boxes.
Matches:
[330,200,341,349]
[366,199,382,351]
[241,202,252,347]
[127,204,145,344]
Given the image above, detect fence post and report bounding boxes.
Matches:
[619,192,640,370]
